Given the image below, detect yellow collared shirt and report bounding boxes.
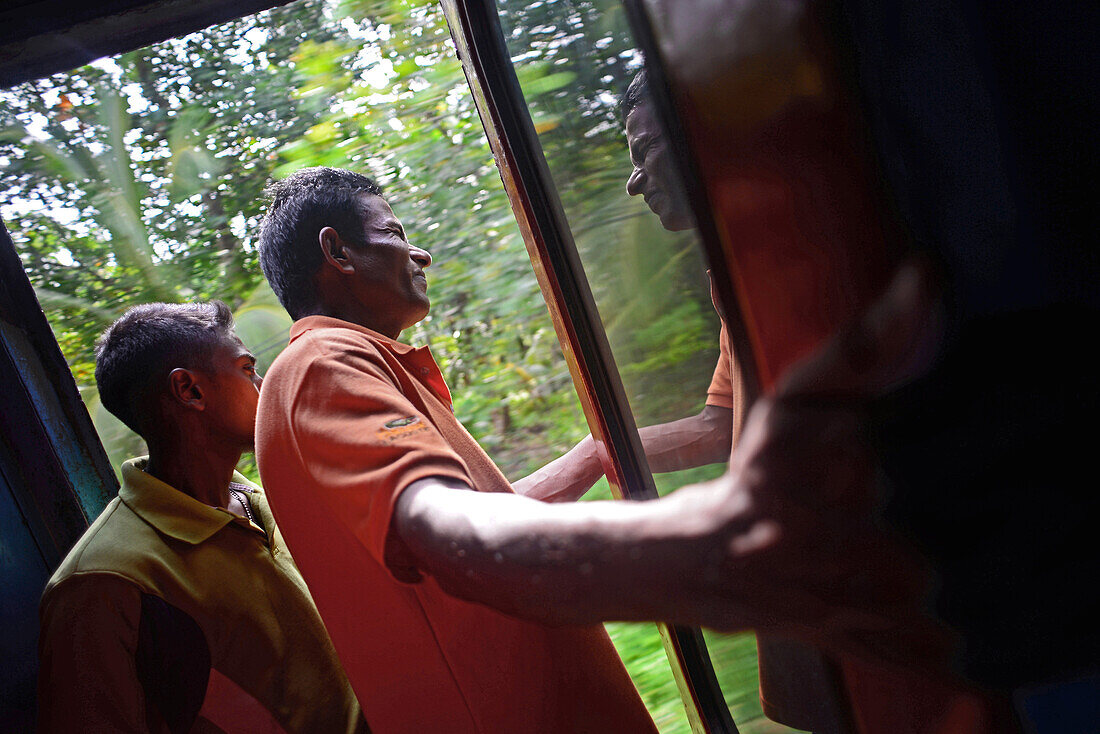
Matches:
[38,458,368,734]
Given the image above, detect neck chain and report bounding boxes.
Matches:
[228,487,256,525]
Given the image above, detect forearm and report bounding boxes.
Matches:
[511,435,604,502]
[513,405,733,503]
[397,262,956,669]
[638,404,733,473]
[396,476,728,626]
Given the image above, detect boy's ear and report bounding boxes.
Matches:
[167,368,205,411]
[319,226,356,274]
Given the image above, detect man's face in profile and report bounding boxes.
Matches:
[625,101,694,232]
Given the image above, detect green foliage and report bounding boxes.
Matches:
[0,1,349,474]
[0,0,341,378]
[605,623,692,731]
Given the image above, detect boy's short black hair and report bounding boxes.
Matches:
[621,69,650,125]
[95,301,234,437]
[258,166,384,319]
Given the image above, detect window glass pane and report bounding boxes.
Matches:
[493,1,803,731]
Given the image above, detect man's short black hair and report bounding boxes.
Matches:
[258,166,384,319]
[621,69,650,125]
[95,301,235,437]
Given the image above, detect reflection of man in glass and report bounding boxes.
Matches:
[624,71,695,232]
[620,69,742,470]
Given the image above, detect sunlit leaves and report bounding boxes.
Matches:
[165,107,223,204]
[0,1,347,478]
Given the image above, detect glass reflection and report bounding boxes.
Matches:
[623,75,694,233]
[494,1,799,731]
[620,69,742,488]
[500,0,733,494]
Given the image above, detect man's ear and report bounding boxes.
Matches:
[319,226,356,274]
[167,368,205,411]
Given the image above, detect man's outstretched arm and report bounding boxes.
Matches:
[394,262,951,669]
[512,405,733,502]
[394,396,927,640]
[509,435,604,503]
[395,473,725,624]
[638,404,733,471]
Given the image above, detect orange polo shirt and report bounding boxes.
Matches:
[255,315,655,734]
[705,325,749,446]
[705,324,737,411]
[704,276,747,443]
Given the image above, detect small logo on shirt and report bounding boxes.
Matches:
[377,415,429,443]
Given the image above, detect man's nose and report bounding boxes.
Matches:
[254,373,264,390]
[626,167,645,196]
[410,244,432,267]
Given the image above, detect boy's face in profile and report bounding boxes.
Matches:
[195,331,263,451]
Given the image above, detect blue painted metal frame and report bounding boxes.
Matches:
[0,218,120,725]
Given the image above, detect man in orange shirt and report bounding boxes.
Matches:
[254,167,655,733]
[254,166,945,733]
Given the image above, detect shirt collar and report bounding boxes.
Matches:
[290,315,418,354]
[290,314,453,408]
[119,458,262,545]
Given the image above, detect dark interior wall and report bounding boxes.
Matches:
[0,0,290,88]
[0,446,54,731]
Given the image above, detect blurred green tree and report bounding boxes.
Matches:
[0,1,336,471]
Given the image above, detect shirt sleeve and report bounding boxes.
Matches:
[706,323,750,449]
[38,574,157,733]
[706,324,735,409]
[290,346,474,577]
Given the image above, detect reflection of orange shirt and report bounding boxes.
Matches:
[704,301,747,445]
[705,324,736,410]
[256,316,656,734]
